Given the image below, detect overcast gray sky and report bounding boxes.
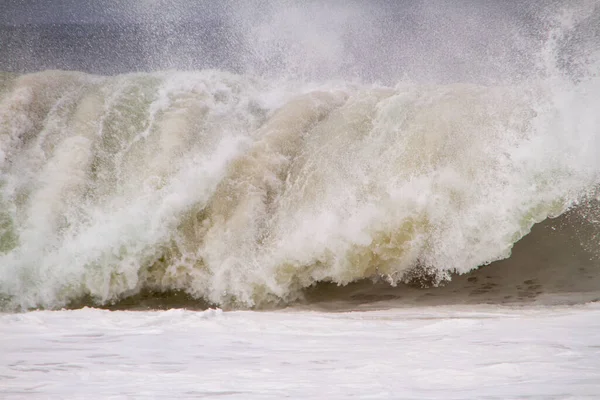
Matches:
[0,0,226,25]
[2,0,113,24]
[0,1,550,26]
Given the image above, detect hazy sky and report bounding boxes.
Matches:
[2,0,113,24]
[0,0,539,26]
[0,0,226,25]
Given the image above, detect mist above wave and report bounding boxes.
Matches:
[1,1,597,84]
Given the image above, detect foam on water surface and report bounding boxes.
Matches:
[2,304,600,399]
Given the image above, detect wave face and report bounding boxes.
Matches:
[0,66,598,311]
[1,3,599,311]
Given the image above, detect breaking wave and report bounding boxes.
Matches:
[0,2,599,311]
[0,66,598,311]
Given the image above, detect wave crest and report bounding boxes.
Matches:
[0,70,598,310]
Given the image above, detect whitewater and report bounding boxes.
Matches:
[2,305,600,399]
[1,1,600,398]
[1,64,599,310]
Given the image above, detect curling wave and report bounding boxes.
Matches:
[0,68,599,310]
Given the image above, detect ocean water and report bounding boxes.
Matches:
[2,305,600,399]
[1,1,600,398]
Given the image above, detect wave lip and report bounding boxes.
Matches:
[0,69,599,311]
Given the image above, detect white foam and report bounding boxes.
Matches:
[0,62,599,309]
[1,304,600,399]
